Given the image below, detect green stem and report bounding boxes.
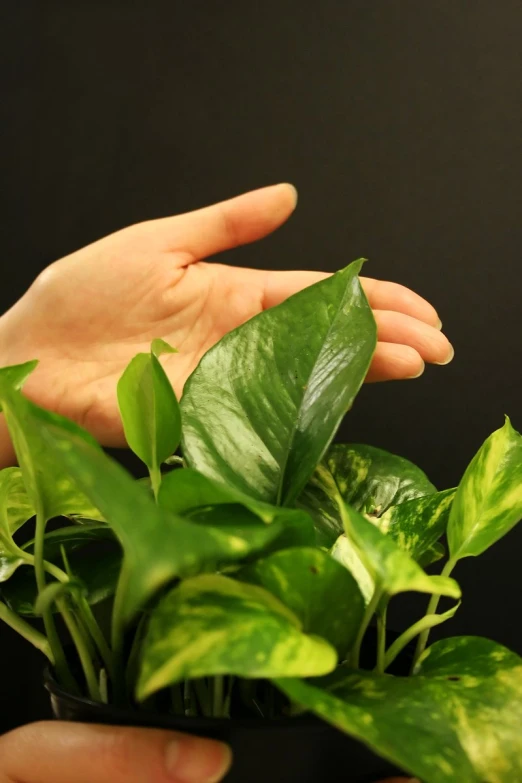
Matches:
[0,601,54,661]
[412,558,457,668]
[385,608,454,672]
[213,675,224,717]
[57,597,101,701]
[77,598,114,681]
[375,604,387,674]
[150,461,162,502]
[194,679,212,717]
[351,588,383,669]
[170,684,185,715]
[33,506,77,692]
[223,676,235,718]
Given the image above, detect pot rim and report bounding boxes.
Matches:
[43,667,326,732]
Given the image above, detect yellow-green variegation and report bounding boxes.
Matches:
[0,468,35,581]
[237,547,365,656]
[448,417,522,561]
[137,574,338,701]
[275,636,522,782]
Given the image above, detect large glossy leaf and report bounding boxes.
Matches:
[298,445,436,547]
[237,547,364,656]
[1,543,122,616]
[0,361,38,404]
[341,503,461,600]
[0,379,105,522]
[117,341,181,472]
[0,468,35,582]
[36,420,306,628]
[448,418,522,560]
[378,488,456,561]
[136,574,338,701]
[181,262,377,506]
[276,636,522,782]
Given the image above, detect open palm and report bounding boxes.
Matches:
[0,185,452,449]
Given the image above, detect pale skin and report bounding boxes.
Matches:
[0,184,442,782]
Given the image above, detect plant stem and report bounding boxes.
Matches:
[223,676,235,718]
[170,684,185,715]
[351,588,383,669]
[57,597,101,701]
[0,601,54,661]
[33,505,77,692]
[193,679,212,717]
[412,558,457,668]
[213,675,224,717]
[375,604,387,674]
[150,461,161,502]
[77,598,114,681]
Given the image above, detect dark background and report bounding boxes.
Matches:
[1,1,521,731]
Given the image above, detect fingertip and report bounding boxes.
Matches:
[281,182,298,209]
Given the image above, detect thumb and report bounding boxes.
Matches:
[0,721,232,783]
[154,183,298,261]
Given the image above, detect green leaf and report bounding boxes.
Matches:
[0,361,38,406]
[0,380,105,522]
[181,262,377,506]
[0,468,36,582]
[137,574,338,701]
[341,503,461,600]
[330,533,375,605]
[378,488,456,561]
[417,540,445,569]
[448,418,522,560]
[1,543,122,616]
[22,524,116,561]
[117,345,181,472]
[237,547,365,656]
[298,445,436,548]
[151,338,178,357]
[277,637,522,782]
[37,421,304,628]
[0,468,35,537]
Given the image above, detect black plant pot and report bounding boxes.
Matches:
[44,630,408,783]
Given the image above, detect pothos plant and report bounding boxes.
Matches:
[1,261,521,782]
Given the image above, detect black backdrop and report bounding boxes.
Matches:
[1,1,521,732]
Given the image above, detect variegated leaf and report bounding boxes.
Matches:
[298,444,436,548]
[238,547,364,656]
[448,418,522,560]
[330,533,375,605]
[378,488,456,561]
[341,503,461,600]
[0,468,36,582]
[276,637,522,782]
[137,574,337,701]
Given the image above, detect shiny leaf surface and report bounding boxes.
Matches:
[181,262,377,506]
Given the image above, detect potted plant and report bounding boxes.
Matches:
[1,261,521,782]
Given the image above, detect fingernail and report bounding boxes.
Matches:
[406,362,425,380]
[166,737,232,783]
[435,344,454,366]
[284,183,298,207]
[436,318,443,330]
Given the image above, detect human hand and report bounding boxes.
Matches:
[0,184,452,461]
[0,721,231,783]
